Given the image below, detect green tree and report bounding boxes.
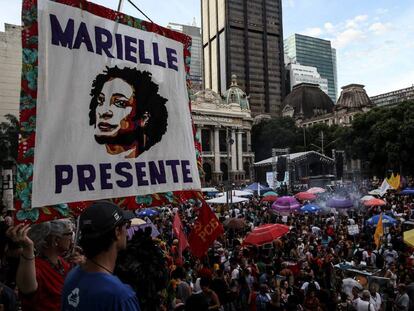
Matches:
[346,102,414,176]
[251,117,303,161]
[0,114,19,165]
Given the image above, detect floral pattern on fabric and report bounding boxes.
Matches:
[16,0,203,223]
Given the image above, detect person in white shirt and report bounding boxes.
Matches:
[369,283,382,311]
[353,290,375,311]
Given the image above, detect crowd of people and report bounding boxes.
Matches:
[0,183,413,311]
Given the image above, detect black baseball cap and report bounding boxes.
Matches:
[79,201,135,239]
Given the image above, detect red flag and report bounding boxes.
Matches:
[173,212,189,259]
[188,201,224,258]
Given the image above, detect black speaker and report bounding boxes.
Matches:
[277,156,287,181]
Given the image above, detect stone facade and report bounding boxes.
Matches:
[191,75,254,186]
[0,24,21,121]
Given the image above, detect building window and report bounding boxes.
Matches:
[201,129,211,151]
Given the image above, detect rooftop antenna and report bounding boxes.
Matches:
[192,17,197,26]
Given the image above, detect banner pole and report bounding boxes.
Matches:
[117,0,124,12]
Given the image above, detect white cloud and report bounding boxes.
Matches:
[345,14,368,29]
[369,22,393,35]
[332,28,365,48]
[301,27,323,37]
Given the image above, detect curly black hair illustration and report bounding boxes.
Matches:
[89,66,168,157]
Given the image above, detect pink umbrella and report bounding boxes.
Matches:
[271,196,301,212]
[307,187,326,194]
[295,192,316,201]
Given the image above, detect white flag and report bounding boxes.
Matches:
[379,179,391,196]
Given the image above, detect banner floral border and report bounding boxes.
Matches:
[16,0,204,223]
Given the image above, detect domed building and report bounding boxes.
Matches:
[282,83,373,127]
[191,75,254,185]
[282,83,334,122]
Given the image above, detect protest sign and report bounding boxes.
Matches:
[16,0,201,222]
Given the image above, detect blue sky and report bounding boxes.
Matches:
[1,0,413,96]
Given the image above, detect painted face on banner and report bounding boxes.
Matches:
[95,78,136,138]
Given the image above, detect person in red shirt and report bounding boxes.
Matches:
[7,219,74,311]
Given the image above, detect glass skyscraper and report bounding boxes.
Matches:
[284,34,338,102]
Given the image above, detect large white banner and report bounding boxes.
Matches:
[31,0,201,207]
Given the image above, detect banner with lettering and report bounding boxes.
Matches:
[16,0,202,223]
[188,202,224,258]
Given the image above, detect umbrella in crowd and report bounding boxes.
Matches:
[306,187,325,194]
[223,218,247,230]
[367,214,397,226]
[403,229,414,248]
[300,204,321,213]
[360,195,375,201]
[130,218,146,226]
[261,195,278,203]
[295,192,316,201]
[263,191,278,197]
[326,197,353,209]
[400,188,414,196]
[242,224,290,246]
[136,208,159,218]
[271,196,301,212]
[363,198,386,207]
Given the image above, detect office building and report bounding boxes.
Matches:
[201,0,285,117]
[0,24,21,121]
[370,86,414,107]
[284,34,337,103]
[167,22,203,91]
[286,62,329,95]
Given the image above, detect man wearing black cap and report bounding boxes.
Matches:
[61,201,140,310]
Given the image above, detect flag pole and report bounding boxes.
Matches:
[117,0,124,12]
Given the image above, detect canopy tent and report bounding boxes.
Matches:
[218,190,254,197]
[206,194,249,204]
[201,187,219,193]
[368,189,381,196]
[242,182,273,195]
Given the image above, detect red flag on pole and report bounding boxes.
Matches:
[173,212,189,259]
[188,201,224,258]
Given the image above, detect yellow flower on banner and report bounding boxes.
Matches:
[374,213,383,249]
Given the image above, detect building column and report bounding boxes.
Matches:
[237,131,243,171]
[231,129,237,171]
[246,131,252,152]
[213,127,220,172]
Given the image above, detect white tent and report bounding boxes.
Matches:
[206,195,250,204]
[218,190,253,197]
[201,187,219,193]
[368,189,381,195]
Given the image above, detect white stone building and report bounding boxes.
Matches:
[287,62,329,95]
[0,24,21,121]
[191,75,254,185]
